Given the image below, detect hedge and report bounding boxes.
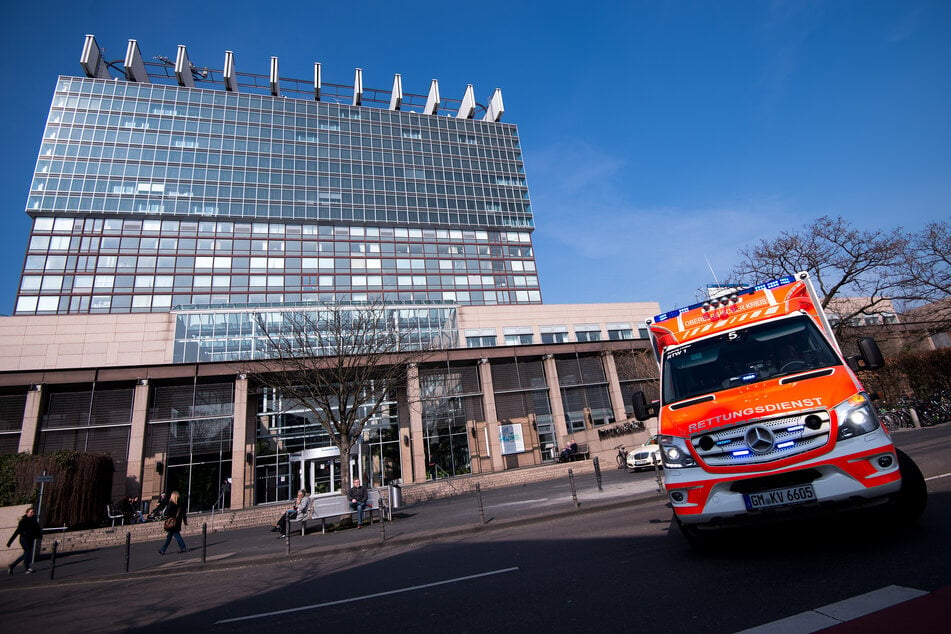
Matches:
[0,451,114,529]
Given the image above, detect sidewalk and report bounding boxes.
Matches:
[4,465,665,586]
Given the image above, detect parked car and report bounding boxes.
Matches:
[626,435,662,471]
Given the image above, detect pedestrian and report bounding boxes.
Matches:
[349,478,369,528]
[6,506,42,574]
[157,490,188,555]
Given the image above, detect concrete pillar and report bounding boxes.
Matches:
[543,355,569,443]
[478,358,504,473]
[602,351,628,422]
[404,364,426,484]
[17,385,43,454]
[230,375,252,510]
[125,380,149,496]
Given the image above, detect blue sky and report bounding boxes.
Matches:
[1,1,948,315]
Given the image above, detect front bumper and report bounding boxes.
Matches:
[666,430,902,526]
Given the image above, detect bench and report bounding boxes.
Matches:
[558,443,590,462]
[294,490,388,535]
[105,504,125,527]
[571,443,590,461]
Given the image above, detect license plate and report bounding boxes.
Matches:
[744,484,816,510]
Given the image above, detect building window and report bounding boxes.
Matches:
[607,323,634,340]
[503,326,533,346]
[465,328,497,348]
[540,325,568,345]
[574,324,601,342]
[467,335,497,348]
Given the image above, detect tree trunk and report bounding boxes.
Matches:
[337,439,353,496]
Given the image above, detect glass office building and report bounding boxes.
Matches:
[15,36,540,316]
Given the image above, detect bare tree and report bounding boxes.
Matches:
[894,220,951,339]
[243,301,437,496]
[612,348,660,405]
[731,215,908,336]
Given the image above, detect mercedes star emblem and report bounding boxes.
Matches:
[745,425,775,454]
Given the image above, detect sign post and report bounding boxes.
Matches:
[35,471,54,524]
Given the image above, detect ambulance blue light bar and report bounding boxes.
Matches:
[651,275,797,324]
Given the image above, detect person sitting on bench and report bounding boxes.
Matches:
[559,440,578,462]
[349,479,369,528]
[272,489,310,537]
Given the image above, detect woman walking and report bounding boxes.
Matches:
[6,506,42,574]
[157,491,188,555]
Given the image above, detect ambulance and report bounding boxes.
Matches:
[631,272,926,544]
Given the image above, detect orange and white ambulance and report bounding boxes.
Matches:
[631,272,926,544]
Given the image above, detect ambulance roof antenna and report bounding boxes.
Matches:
[704,256,722,287]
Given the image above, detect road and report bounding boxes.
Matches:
[2,426,949,633]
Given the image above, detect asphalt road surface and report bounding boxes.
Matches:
[2,426,949,633]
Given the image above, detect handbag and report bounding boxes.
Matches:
[163,516,177,530]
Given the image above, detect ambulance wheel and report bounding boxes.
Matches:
[676,516,713,550]
[889,448,927,525]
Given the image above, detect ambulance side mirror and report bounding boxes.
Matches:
[847,337,885,371]
[632,391,659,421]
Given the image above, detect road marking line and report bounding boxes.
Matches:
[924,472,951,482]
[736,585,928,633]
[494,498,549,507]
[215,566,520,624]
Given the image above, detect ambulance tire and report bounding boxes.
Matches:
[889,448,927,526]
[675,516,713,550]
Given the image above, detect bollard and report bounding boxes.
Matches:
[568,468,579,508]
[202,523,207,564]
[475,483,486,524]
[50,540,58,580]
[285,527,290,555]
[908,408,921,428]
[124,532,131,573]
[379,503,386,542]
[653,454,664,493]
[593,456,603,492]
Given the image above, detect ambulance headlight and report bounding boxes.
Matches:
[659,435,697,469]
[835,394,881,440]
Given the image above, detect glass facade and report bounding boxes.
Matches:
[419,364,483,479]
[171,304,458,363]
[556,355,615,433]
[491,358,557,460]
[146,381,235,513]
[16,74,541,315]
[0,393,27,455]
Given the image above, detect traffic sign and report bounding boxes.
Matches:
[36,475,54,483]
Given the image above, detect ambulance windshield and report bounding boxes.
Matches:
[660,315,841,405]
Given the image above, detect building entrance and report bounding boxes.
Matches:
[303,456,342,495]
[292,447,344,495]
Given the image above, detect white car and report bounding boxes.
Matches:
[626,435,662,471]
